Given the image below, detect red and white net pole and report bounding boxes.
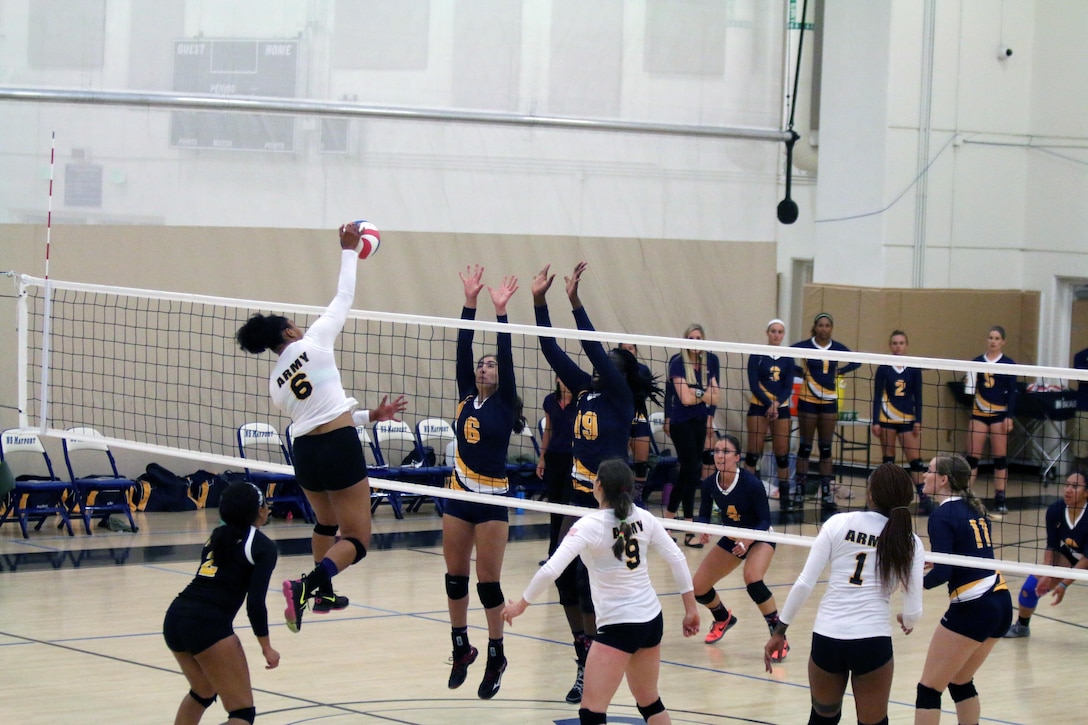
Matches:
[38,131,55,434]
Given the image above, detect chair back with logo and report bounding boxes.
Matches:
[236,422,313,523]
[0,428,74,537]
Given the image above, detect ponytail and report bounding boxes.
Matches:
[868,463,917,594]
[597,459,636,561]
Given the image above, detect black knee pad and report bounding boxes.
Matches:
[775,454,790,470]
[818,443,832,461]
[909,458,926,473]
[313,522,338,537]
[916,683,942,710]
[188,690,217,709]
[579,708,607,724]
[948,679,978,703]
[637,698,666,720]
[345,536,367,563]
[859,718,888,725]
[882,455,896,465]
[695,588,718,606]
[965,455,980,470]
[746,580,772,606]
[477,581,504,609]
[797,441,813,459]
[994,456,1008,471]
[807,707,841,724]
[227,707,256,724]
[745,452,761,468]
[633,460,650,479]
[445,573,470,600]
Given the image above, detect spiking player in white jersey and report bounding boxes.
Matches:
[504,459,699,725]
[764,463,924,725]
[236,222,407,634]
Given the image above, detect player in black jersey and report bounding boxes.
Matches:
[163,482,278,725]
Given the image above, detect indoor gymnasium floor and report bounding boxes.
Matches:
[0,468,1083,724]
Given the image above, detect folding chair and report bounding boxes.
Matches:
[62,427,139,534]
[373,419,435,513]
[358,425,403,519]
[237,422,314,523]
[0,428,75,537]
[414,418,457,513]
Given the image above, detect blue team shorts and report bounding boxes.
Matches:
[747,403,792,419]
[939,587,1013,642]
[797,399,838,416]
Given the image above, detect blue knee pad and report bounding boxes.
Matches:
[744,452,761,468]
[818,443,832,461]
[909,458,926,474]
[746,581,772,606]
[916,683,942,710]
[445,574,470,601]
[1019,575,1040,609]
[797,440,813,459]
[948,679,978,703]
[476,581,504,609]
[775,454,790,470]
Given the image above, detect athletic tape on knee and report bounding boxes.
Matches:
[477,581,504,609]
[948,679,978,703]
[637,698,666,720]
[797,441,813,459]
[313,522,338,537]
[744,452,761,468]
[345,536,367,563]
[818,443,833,461]
[910,458,926,473]
[695,587,718,606]
[445,573,470,600]
[965,455,980,470]
[915,683,942,710]
[775,454,790,470]
[1019,575,1040,609]
[188,690,217,709]
[227,707,256,724]
[746,581,772,606]
[994,456,1008,471]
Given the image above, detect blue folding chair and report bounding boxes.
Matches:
[0,428,75,537]
[237,422,314,523]
[62,427,139,534]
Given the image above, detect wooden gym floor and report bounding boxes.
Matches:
[0,468,1082,724]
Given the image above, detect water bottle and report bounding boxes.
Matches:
[514,485,526,515]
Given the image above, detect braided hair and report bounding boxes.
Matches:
[597,458,636,561]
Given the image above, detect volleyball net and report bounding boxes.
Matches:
[11,273,1088,582]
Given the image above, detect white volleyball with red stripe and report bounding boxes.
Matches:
[353,220,381,259]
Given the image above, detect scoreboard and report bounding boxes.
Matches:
[170,39,299,152]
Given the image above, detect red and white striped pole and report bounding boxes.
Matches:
[39,131,55,434]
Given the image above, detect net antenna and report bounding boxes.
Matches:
[778,0,807,225]
[38,131,56,435]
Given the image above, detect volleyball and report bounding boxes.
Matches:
[353,220,381,259]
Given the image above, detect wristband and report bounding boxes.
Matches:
[1057,581,1068,590]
